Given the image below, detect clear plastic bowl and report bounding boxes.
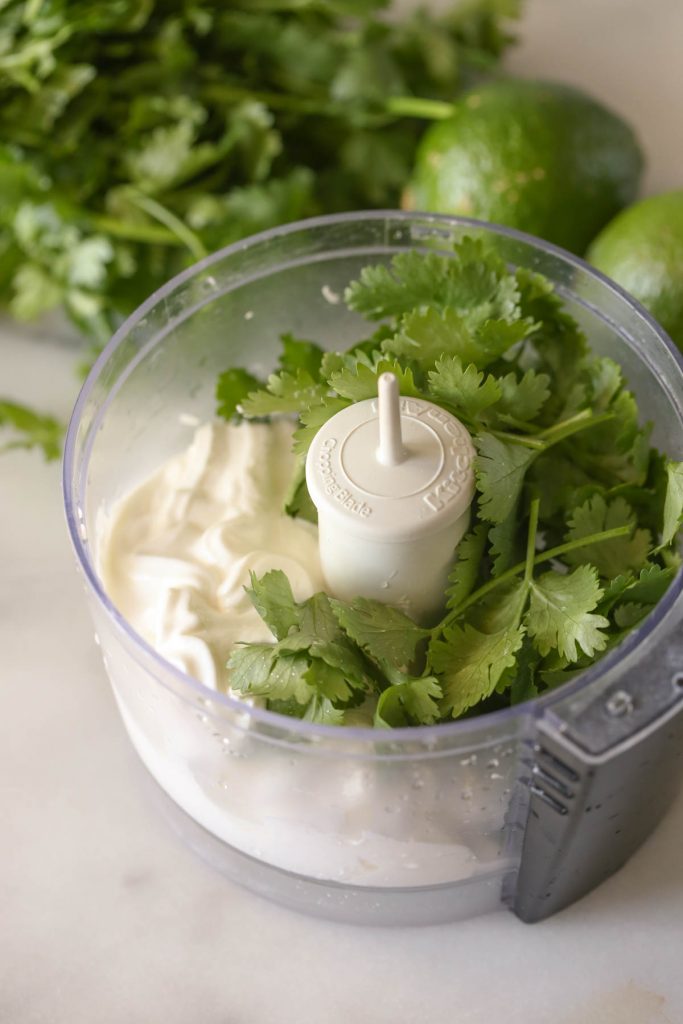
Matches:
[64,212,683,925]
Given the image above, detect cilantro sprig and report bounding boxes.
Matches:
[218,238,683,726]
[0,0,521,456]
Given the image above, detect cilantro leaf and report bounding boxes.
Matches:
[302,695,345,726]
[264,653,315,704]
[282,593,375,692]
[292,396,350,458]
[374,674,442,727]
[216,368,263,421]
[526,566,609,662]
[445,524,487,609]
[240,368,326,417]
[227,644,275,694]
[570,391,651,487]
[661,460,683,547]
[475,433,537,524]
[0,400,63,460]
[279,333,325,379]
[509,638,541,705]
[328,358,421,402]
[330,597,429,672]
[613,602,650,629]
[430,622,525,719]
[283,457,318,523]
[427,357,501,421]
[381,307,475,368]
[245,569,300,640]
[494,369,551,424]
[381,307,528,370]
[564,495,651,577]
[304,660,354,704]
[488,509,524,576]
[600,565,674,617]
[345,239,520,325]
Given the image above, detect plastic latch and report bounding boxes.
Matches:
[511,625,683,922]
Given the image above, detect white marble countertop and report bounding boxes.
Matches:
[2,2,683,1021]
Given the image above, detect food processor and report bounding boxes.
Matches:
[63,212,683,925]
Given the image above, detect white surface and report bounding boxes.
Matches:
[2,2,683,1021]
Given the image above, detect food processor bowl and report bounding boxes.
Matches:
[63,212,683,925]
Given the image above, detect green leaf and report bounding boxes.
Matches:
[374,674,442,727]
[427,356,501,420]
[215,368,262,420]
[245,569,301,640]
[345,237,521,325]
[509,638,541,705]
[382,307,474,368]
[0,400,63,460]
[304,660,354,704]
[564,495,651,577]
[445,524,487,609]
[494,369,550,424]
[661,460,683,546]
[601,565,674,617]
[488,509,523,576]
[330,597,429,672]
[382,307,528,371]
[526,566,609,662]
[302,695,345,726]
[328,358,421,402]
[292,396,350,458]
[283,456,318,523]
[279,592,375,693]
[430,621,524,718]
[279,333,325,379]
[469,579,529,634]
[613,602,650,629]
[571,390,651,487]
[240,368,326,417]
[227,644,275,694]
[260,653,314,703]
[475,433,537,524]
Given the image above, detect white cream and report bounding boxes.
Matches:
[97,419,511,888]
[100,419,325,692]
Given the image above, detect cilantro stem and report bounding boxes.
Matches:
[123,189,208,262]
[434,523,632,634]
[87,215,182,247]
[384,96,456,120]
[203,82,338,117]
[538,409,615,445]
[204,85,456,124]
[490,429,546,450]
[488,412,616,454]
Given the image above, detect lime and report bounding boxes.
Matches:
[587,190,683,348]
[404,79,643,255]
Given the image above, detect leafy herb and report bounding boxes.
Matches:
[0,400,63,460]
[0,0,521,455]
[218,237,683,726]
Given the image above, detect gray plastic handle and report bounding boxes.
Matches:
[511,631,683,922]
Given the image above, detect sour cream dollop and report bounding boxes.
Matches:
[99,419,325,691]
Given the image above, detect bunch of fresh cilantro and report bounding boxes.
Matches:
[216,237,683,726]
[0,0,520,457]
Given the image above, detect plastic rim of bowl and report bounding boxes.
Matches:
[63,209,683,744]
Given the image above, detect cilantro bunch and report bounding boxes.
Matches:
[0,0,520,457]
[218,237,683,726]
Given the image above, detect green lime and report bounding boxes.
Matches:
[404,79,643,255]
[587,190,683,348]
